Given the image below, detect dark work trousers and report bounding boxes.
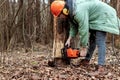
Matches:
[85,30,107,65]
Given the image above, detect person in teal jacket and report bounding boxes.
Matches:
[50,0,120,76]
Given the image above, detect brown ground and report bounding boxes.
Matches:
[0,44,120,80]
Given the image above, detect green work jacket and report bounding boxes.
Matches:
[69,0,120,47]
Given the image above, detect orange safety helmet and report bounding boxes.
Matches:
[50,0,65,17]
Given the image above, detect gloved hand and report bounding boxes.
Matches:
[80,47,87,57]
[65,39,71,47]
[65,36,72,47]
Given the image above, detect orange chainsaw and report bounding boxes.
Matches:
[48,46,80,67]
[61,46,80,59]
[61,46,81,64]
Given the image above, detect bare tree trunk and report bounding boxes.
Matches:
[23,0,34,52]
[52,17,69,58]
[109,0,120,48]
[0,0,11,66]
[0,0,10,51]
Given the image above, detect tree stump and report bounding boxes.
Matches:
[52,17,69,58]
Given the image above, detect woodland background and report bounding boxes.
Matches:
[0,0,120,51]
[0,0,120,79]
[0,0,120,52]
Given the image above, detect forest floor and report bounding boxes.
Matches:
[0,44,120,80]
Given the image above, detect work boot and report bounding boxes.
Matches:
[88,65,108,76]
[79,59,90,66]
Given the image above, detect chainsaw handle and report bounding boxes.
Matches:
[64,44,71,49]
[65,45,79,50]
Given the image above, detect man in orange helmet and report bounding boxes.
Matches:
[50,0,120,76]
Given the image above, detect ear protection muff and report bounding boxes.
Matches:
[62,8,69,16]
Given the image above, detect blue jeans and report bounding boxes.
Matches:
[85,30,106,65]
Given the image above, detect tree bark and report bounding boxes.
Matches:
[52,17,69,58]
